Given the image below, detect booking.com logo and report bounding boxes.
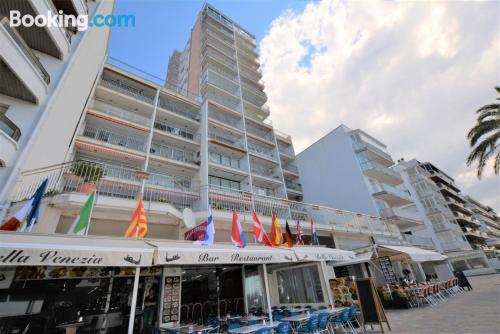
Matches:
[9,10,135,31]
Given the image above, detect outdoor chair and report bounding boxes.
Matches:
[228,322,241,331]
[318,306,328,310]
[298,314,318,334]
[348,305,362,332]
[331,307,353,334]
[317,313,330,334]
[276,321,292,334]
[256,328,272,334]
[247,320,260,326]
[273,314,285,321]
[207,319,220,334]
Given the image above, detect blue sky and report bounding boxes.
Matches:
[109,0,308,84]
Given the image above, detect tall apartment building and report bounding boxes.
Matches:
[4,5,404,250]
[0,0,115,219]
[395,159,495,275]
[295,125,430,250]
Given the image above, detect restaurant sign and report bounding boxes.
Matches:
[0,248,152,267]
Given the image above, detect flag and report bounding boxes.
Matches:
[231,209,247,248]
[124,195,147,238]
[296,220,304,245]
[1,179,48,232]
[195,207,215,246]
[67,192,95,235]
[270,212,283,246]
[310,219,319,245]
[285,220,294,248]
[252,211,273,247]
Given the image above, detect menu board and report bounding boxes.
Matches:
[378,256,397,285]
[162,275,180,323]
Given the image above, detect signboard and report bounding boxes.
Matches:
[160,267,182,324]
[184,221,207,241]
[355,278,390,333]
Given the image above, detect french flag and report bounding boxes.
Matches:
[231,209,247,248]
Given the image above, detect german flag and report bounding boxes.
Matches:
[125,195,148,238]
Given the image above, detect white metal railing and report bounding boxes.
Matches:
[208,131,246,149]
[153,120,199,142]
[371,183,411,201]
[158,96,201,122]
[100,77,155,104]
[247,142,276,160]
[10,160,199,210]
[82,126,146,151]
[92,99,152,126]
[402,234,435,249]
[150,142,196,164]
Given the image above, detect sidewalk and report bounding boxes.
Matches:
[365,274,500,334]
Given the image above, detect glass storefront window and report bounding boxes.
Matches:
[276,265,324,304]
[244,265,265,312]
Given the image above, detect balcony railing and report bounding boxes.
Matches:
[158,97,201,122]
[202,70,240,96]
[9,160,199,210]
[278,145,294,157]
[0,113,21,141]
[352,139,393,165]
[360,160,402,182]
[150,143,196,165]
[441,241,471,252]
[100,77,155,104]
[247,142,276,160]
[91,99,152,127]
[371,183,412,201]
[82,126,146,152]
[251,164,281,180]
[402,234,435,249]
[209,151,242,170]
[285,181,303,192]
[433,221,460,233]
[208,131,246,150]
[246,125,274,142]
[283,164,299,174]
[208,110,242,130]
[1,17,50,84]
[153,120,198,142]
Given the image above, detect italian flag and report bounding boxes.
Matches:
[67,192,95,235]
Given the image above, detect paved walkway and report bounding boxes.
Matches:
[364,274,500,334]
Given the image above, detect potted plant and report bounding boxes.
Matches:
[71,162,104,193]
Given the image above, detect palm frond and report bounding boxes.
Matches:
[495,151,500,175]
[477,110,500,122]
[467,120,499,147]
[466,133,499,178]
[476,103,500,114]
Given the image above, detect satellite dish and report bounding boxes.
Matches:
[182,208,195,228]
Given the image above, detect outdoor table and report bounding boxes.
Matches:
[312,307,346,315]
[240,315,268,323]
[282,314,310,323]
[56,321,88,334]
[160,324,213,334]
[228,321,281,334]
[220,315,243,322]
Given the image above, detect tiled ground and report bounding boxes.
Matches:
[364,274,500,334]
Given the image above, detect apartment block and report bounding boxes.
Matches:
[295,125,430,251]
[395,159,495,275]
[0,0,115,219]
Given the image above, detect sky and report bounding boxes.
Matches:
[109,0,499,211]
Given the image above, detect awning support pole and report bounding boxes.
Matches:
[262,264,273,325]
[128,267,141,334]
[320,261,333,306]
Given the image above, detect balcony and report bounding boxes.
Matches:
[247,141,277,162]
[445,197,473,215]
[246,124,274,144]
[486,239,500,248]
[153,120,199,144]
[201,70,240,97]
[361,160,403,186]
[453,211,481,227]
[380,206,423,230]
[90,99,152,127]
[202,48,237,72]
[441,240,471,252]
[282,164,300,177]
[10,160,198,211]
[99,77,155,105]
[0,113,21,142]
[202,34,235,60]
[251,164,282,184]
[428,169,458,190]
[372,183,412,206]
[433,221,460,233]
[241,82,267,106]
[436,183,464,202]
[0,17,49,104]
[208,131,246,152]
[0,113,20,168]
[208,151,247,179]
[81,126,146,152]
[208,107,242,131]
[278,145,295,159]
[157,96,201,123]
[150,142,197,166]
[401,234,435,250]
[203,61,238,83]
[464,229,488,240]
[285,180,303,193]
[353,139,394,167]
[275,130,292,144]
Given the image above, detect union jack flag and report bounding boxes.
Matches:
[296,220,304,245]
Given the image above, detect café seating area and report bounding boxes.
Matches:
[159,305,362,334]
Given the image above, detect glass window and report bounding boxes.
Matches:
[276,265,324,304]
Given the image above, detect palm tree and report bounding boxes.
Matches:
[466,87,500,178]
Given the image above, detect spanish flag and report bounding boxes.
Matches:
[125,195,147,238]
[270,212,283,246]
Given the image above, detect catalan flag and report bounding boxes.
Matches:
[270,212,283,246]
[124,195,147,238]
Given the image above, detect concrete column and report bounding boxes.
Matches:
[35,203,62,233]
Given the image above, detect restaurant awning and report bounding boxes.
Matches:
[0,232,154,267]
[293,246,356,262]
[378,245,447,262]
[331,251,373,266]
[147,240,297,265]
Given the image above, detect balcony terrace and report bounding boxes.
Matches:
[80,125,146,153]
[247,141,278,162]
[89,99,152,128]
[371,183,413,207]
[360,160,403,186]
[353,138,394,167]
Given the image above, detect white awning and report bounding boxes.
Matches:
[331,251,373,267]
[0,232,154,267]
[147,240,297,265]
[293,246,356,262]
[378,245,447,262]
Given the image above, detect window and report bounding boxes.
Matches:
[209,175,240,191]
[276,265,324,304]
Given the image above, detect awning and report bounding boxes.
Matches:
[293,246,356,262]
[331,251,373,267]
[378,245,447,262]
[0,232,154,267]
[147,240,297,265]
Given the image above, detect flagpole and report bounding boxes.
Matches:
[84,191,97,236]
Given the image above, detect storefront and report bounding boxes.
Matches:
[0,233,355,333]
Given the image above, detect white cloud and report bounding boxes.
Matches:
[260,0,500,211]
